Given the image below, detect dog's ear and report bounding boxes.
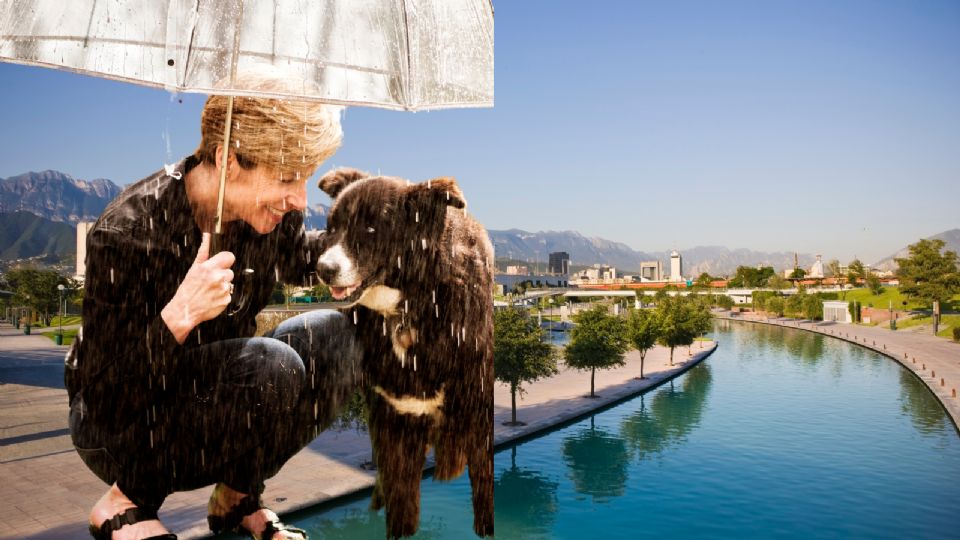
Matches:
[318,167,369,198]
[408,177,466,209]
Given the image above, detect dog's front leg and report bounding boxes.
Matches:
[374,415,429,539]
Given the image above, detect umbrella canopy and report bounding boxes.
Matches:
[0,0,493,111]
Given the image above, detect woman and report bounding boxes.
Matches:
[66,71,359,540]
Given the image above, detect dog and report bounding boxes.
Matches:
[316,168,494,538]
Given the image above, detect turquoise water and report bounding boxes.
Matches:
[288,321,960,538]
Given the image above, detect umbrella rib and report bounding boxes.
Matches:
[400,0,413,108]
[179,0,202,86]
[82,0,97,48]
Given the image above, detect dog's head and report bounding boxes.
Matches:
[316,167,466,302]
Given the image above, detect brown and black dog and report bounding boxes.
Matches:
[317,168,494,539]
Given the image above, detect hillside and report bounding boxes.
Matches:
[0,170,121,224]
[0,211,75,260]
[873,229,960,272]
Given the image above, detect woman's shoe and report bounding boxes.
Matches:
[88,507,177,540]
[207,492,307,540]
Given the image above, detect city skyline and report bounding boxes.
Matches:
[1,1,958,264]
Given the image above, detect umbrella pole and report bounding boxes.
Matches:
[211,95,235,254]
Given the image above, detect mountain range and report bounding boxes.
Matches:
[2,170,957,276]
[872,229,960,272]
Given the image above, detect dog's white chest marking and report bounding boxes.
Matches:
[356,285,402,315]
[374,385,444,417]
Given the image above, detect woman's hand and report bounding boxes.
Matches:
[161,232,236,344]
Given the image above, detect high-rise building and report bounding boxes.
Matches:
[75,221,95,281]
[670,250,683,282]
[548,251,570,275]
[639,260,663,281]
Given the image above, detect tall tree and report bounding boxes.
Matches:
[6,267,69,325]
[655,296,698,366]
[494,308,559,425]
[847,259,865,288]
[766,274,789,291]
[564,305,629,398]
[766,296,785,317]
[895,238,960,308]
[694,272,714,290]
[626,308,661,379]
[865,273,883,296]
[827,258,846,298]
[728,266,775,288]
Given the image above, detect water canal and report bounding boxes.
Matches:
[287,320,960,539]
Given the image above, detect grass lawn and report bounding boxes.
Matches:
[41,328,79,346]
[894,313,960,338]
[49,315,82,326]
[842,287,960,312]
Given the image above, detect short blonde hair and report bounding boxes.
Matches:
[195,68,343,181]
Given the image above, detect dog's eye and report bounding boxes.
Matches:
[367,227,376,233]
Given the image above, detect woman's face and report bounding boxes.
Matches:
[226,165,311,234]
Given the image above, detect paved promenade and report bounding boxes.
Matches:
[718,311,960,429]
[0,320,715,539]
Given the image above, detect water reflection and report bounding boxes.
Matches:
[560,416,630,502]
[494,446,559,538]
[898,369,954,437]
[297,507,445,539]
[621,364,713,460]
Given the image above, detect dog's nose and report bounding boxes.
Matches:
[317,258,339,284]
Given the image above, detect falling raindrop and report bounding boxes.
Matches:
[432,290,436,304]
[353,310,357,325]
[415,211,419,223]
[397,256,402,269]
[404,300,409,313]
[382,320,387,336]
[422,239,427,250]
[110,268,114,283]
[413,354,417,371]
[435,305,439,318]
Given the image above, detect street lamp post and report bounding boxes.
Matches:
[57,284,65,344]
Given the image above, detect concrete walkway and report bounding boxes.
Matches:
[0,321,716,539]
[718,311,960,429]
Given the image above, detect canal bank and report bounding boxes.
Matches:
[0,322,714,539]
[494,342,718,447]
[716,312,960,431]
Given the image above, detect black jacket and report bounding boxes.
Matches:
[66,156,322,425]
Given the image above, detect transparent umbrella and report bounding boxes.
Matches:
[0,0,494,236]
[0,0,493,110]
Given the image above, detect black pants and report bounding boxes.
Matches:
[70,310,360,510]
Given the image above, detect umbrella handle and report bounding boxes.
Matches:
[208,231,250,318]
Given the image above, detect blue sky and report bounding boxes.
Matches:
[1,1,958,264]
